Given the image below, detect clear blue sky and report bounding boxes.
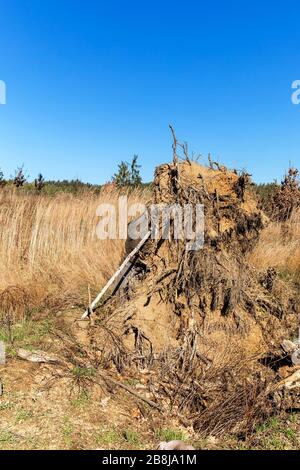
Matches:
[0,0,299,184]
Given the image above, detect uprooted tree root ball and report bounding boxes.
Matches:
[85,159,300,438]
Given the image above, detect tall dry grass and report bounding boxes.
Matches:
[248,209,300,280]
[0,186,151,316]
[1,186,299,319]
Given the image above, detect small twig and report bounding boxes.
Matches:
[178,141,191,165]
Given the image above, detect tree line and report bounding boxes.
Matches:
[0,155,145,194]
[2,156,295,203]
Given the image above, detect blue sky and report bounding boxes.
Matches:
[0,0,299,184]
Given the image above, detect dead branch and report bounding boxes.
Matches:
[99,373,163,412]
[169,124,178,166]
[82,230,151,319]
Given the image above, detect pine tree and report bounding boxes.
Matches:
[35,173,45,191]
[13,166,27,188]
[0,168,6,187]
[130,155,142,186]
[113,161,131,187]
[113,156,143,188]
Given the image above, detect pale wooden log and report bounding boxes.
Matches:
[81,230,151,319]
[17,348,62,364]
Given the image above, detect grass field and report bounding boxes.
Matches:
[0,186,299,450]
[0,186,150,319]
[249,208,300,282]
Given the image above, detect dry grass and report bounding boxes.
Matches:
[2,181,298,322]
[0,186,151,317]
[1,173,300,450]
[248,209,300,280]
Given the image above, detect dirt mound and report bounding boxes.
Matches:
[91,159,299,437]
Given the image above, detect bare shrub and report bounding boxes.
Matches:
[266,168,300,222]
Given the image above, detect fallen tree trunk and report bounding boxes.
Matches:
[82,230,151,319]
